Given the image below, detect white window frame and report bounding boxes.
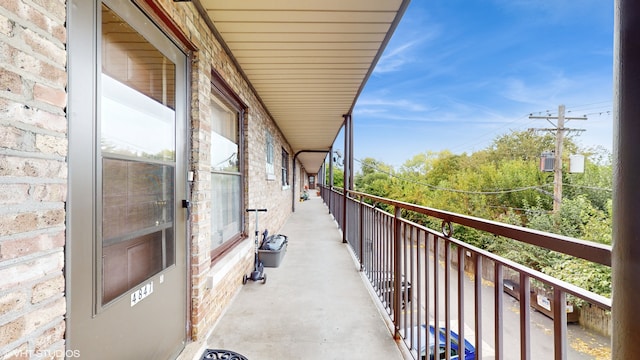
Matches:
[266,131,275,180]
[281,147,290,189]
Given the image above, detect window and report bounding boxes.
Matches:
[266,131,275,180]
[281,147,289,188]
[210,71,245,257]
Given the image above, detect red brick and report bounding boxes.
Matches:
[0,13,13,36]
[35,133,67,156]
[31,275,64,304]
[0,68,23,94]
[0,0,21,14]
[9,46,37,72]
[0,183,29,205]
[33,319,65,352]
[21,28,66,67]
[0,231,65,261]
[38,60,66,86]
[0,99,67,134]
[0,208,65,237]
[51,22,66,44]
[0,252,63,291]
[31,0,66,23]
[24,298,65,334]
[22,4,48,35]
[0,126,31,152]
[33,83,66,108]
[0,155,66,178]
[0,317,26,347]
[30,183,67,203]
[0,291,27,317]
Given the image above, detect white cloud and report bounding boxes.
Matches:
[356,97,431,112]
[373,41,418,74]
[373,22,441,74]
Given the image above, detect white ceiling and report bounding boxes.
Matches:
[198,0,409,173]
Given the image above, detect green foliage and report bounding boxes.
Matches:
[355,158,394,198]
[543,257,611,298]
[326,167,344,188]
[347,129,612,297]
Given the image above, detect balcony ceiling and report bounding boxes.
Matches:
[198,0,409,173]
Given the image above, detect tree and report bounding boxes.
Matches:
[326,166,344,188]
[350,129,612,296]
[354,158,394,198]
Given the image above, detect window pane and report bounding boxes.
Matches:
[103,159,174,239]
[211,97,239,172]
[265,131,275,178]
[102,6,175,109]
[101,74,175,161]
[101,5,176,161]
[211,173,241,250]
[102,158,175,303]
[281,148,289,186]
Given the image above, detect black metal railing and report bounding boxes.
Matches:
[320,186,611,360]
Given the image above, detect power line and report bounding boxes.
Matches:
[449,114,536,153]
[485,204,552,214]
[562,183,612,192]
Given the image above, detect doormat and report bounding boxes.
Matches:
[200,349,248,360]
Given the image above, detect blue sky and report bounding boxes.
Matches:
[340,0,614,169]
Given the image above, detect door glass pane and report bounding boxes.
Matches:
[100,4,176,304]
[102,159,175,303]
[101,74,175,161]
[101,4,175,161]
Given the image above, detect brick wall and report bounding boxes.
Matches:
[0,0,68,358]
[0,0,302,355]
[151,0,298,341]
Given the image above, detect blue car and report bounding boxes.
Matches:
[413,324,476,360]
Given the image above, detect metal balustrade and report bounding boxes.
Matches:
[320,186,611,360]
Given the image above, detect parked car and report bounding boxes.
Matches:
[412,324,476,360]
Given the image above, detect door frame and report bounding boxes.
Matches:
[66,0,191,356]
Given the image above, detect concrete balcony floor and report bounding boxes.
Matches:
[179,194,404,360]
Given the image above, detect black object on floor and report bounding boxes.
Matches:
[243,208,267,285]
[200,349,248,360]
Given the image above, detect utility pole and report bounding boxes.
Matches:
[529,104,587,213]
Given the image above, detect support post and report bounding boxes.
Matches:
[553,105,565,213]
[342,114,352,244]
[613,1,640,358]
[329,145,333,213]
[342,118,348,244]
[529,105,586,213]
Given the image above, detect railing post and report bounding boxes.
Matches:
[494,263,504,360]
[393,206,402,339]
[359,196,364,271]
[474,256,483,359]
[520,273,531,360]
[342,189,348,243]
[457,246,465,358]
[444,240,451,357]
[553,289,567,360]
